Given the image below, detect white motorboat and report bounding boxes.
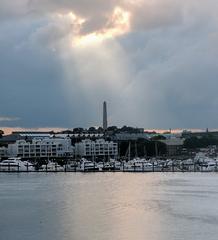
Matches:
[125,158,154,171]
[80,159,99,172]
[97,162,117,171]
[200,158,217,172]
[182,159,195,171]
[65,161,78,171]
[0,158,35,171]
[109,159,122,170]
[40,162,64,171]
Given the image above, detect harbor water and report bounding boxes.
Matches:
[0,173,218,240]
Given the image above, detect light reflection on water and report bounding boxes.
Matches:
[0,173,218,240]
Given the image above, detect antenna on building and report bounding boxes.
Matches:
[103,101,108,131]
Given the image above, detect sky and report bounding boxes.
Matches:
[1,0,218,131]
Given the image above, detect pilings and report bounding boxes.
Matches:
[0,162,218,173]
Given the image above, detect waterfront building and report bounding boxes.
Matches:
[0,133,24,145]
[11,131,53,138]
[0,131,53,146]
[55,133,104,139]
[160,138,184,156]
[0,147,7,158]
[112,132,150,141]
[75,139,118,159]
[8,138,74,159]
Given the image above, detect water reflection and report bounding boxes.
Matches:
[0,173,218,240]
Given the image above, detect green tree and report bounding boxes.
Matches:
[0,130,4,138]
[73,128,84,134]
[184,136,218,149]
[107,126,118,132]
[88,127,97,133]
[151,135,166,141]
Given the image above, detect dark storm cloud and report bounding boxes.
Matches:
[1,0,218,129]
[0,18,71,128]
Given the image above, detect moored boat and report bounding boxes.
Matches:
[40,162,64,171]
[0,158,35,171]
[80,159,99,172]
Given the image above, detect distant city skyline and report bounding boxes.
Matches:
[1,127,217,136]
[1,1,218,130]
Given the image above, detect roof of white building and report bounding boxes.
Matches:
[160,138,184,146]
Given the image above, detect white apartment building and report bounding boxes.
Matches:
[8,138,74,159]
[75,139,118,158]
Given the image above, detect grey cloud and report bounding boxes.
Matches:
[0,0,184,34]
[1,0,218,129]
[125,0,184,31]
[115,11,218,128]
[0,1,28,19]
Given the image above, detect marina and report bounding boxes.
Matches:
[1,154,218,173]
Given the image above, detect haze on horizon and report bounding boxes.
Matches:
[1,0,218,130]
